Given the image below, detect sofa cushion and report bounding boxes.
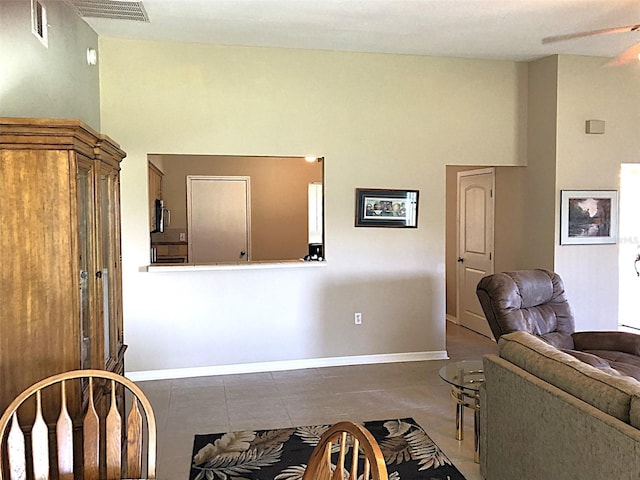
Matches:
[498,331,640,424]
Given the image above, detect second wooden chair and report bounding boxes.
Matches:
[302,421,388,480]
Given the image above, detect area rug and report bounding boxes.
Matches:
[189,417,466,480]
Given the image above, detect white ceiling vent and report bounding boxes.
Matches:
[66,0,149,22]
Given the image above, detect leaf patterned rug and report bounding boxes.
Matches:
[189,417,466,480]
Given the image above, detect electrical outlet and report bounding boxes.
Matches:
[179,232,186,242]
[354,312,362,325]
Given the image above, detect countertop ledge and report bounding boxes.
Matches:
[146,260,327,272]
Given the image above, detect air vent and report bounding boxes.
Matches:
[31,0,48,47]
[66,0,149,22]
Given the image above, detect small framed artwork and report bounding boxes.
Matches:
[355,188,419,228]
[560,190,618,245]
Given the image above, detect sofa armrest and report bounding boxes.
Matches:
[573,331,640,356]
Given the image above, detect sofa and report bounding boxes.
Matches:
[480,331,640,480]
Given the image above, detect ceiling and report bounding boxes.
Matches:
[79,0,640,62]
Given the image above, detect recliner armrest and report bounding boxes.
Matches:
[560,348,612,368]
[572,331,640,356]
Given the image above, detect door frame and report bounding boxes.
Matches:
[455,167,495,336]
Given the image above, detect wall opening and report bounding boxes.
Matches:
[618,163,640,330]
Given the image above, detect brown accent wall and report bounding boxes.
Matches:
[159,154,323,261]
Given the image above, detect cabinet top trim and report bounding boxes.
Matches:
[0,117,125,161]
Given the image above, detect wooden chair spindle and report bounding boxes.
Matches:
[106,379,122,479]
[350,437,359,479]
[316,441,332,479]
[363,458,371,480]
[31,391,49,480]
[83,378,100,480]
[56,380,74,480]
[331,432,347,480]
[6,413,26,480]
[126,397,143,478]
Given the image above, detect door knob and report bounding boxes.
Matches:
[240,251,246,257]
[457,257,464,263]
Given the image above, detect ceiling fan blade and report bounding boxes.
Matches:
[542,25,640,44]
[606,41,640,67]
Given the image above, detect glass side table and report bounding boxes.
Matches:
[438,360,485,463]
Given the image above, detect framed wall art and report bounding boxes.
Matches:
[355,188,419,228]
[560,190,618,245]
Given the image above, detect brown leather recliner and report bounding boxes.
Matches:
[476,268,640,380]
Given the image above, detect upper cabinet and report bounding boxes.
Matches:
[0,117,126,414]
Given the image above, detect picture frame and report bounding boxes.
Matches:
[560,190,618,245]
[355,188,419,228]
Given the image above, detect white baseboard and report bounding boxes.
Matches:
[126,350,449,382]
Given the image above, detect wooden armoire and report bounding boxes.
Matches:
[0,118,126,415]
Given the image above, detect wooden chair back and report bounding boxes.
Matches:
[302,421,388,480]
[0,369,156,479]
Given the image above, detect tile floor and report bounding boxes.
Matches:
[138,322,497,480]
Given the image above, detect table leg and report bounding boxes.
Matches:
[455,388,464,441]
[473,402,480,463]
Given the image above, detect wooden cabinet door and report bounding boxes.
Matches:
[76,155,98,369]
[1,148,80,409]
[96,162,124,371]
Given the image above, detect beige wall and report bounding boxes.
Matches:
[523,56,559,271]
[446,55,640,331]
[554,55,640,330]
[4,2,636,374]
[3,2,636,374]
[524,55,640,331]
[99,38,527,373]
[157,154,322,261]
[494,167,527,273]
[0,1,101,130]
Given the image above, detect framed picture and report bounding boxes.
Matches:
[355,188,419,228]
[560,190,618,245]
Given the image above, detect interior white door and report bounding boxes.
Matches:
[457,168,495,338]
[187,176,250,263]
